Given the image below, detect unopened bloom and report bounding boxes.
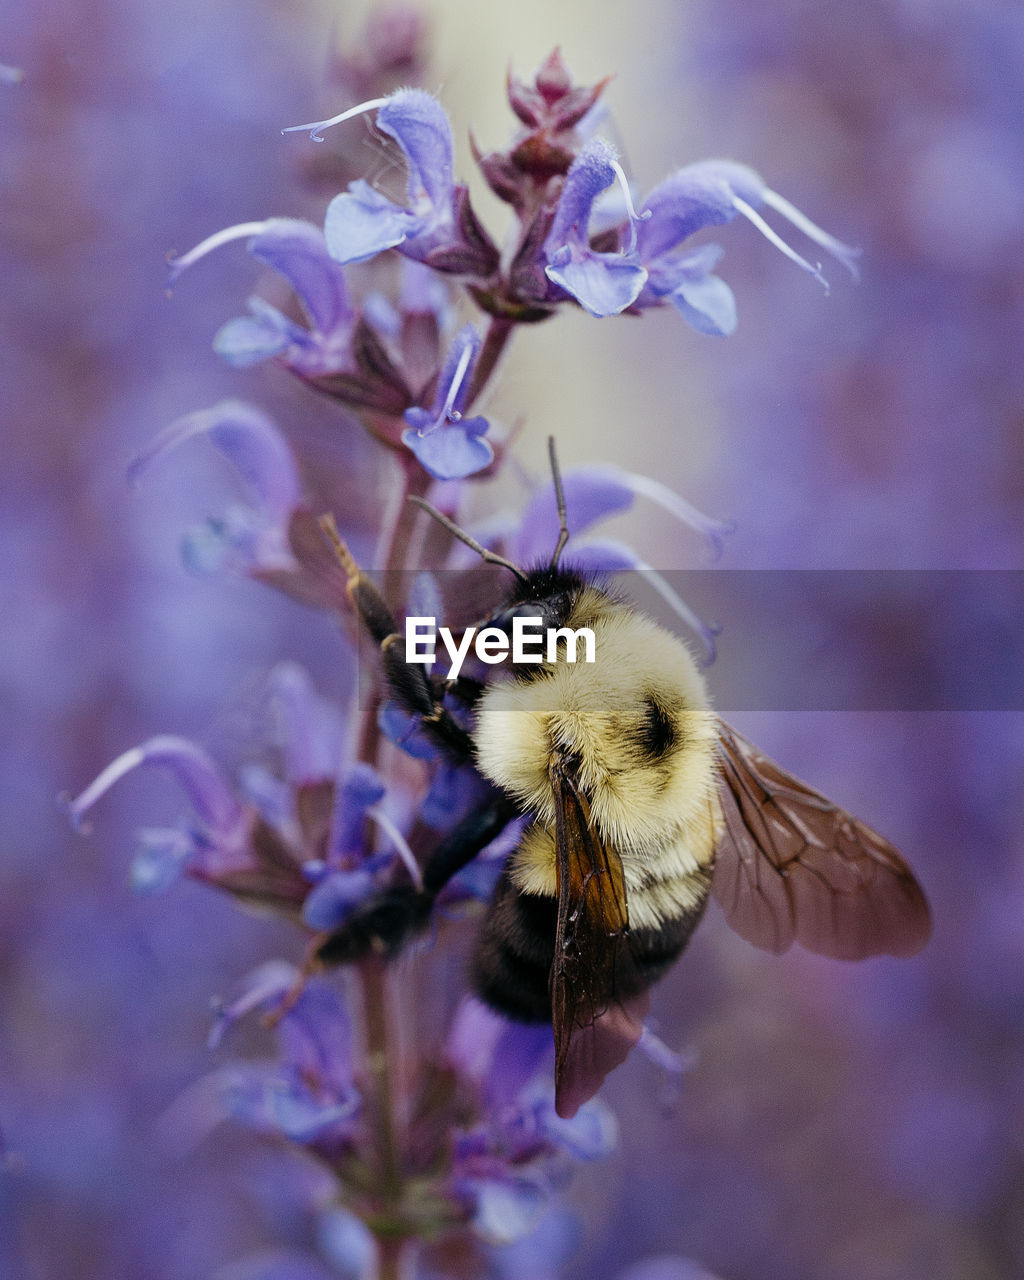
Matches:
[401,324,494,479]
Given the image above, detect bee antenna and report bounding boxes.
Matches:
[408,496,529,585]
[548,436,570,569]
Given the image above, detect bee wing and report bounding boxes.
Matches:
[713,720,932,960]
[549,757,650,1119]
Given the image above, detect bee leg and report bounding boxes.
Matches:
[431,673,487,708]
[315,793,519,966]
[318,514,475,763]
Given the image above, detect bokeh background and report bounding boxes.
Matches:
[2,0,1023,1277]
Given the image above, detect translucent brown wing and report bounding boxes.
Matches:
[713,720,932,960]
[549,755,649,1119]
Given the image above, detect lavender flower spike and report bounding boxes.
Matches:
[67,736,244,836]
[401,324,494,479]
[544,138,649,317]
[313,90,457,265]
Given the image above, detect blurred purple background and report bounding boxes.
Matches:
[2,1,1022,1277]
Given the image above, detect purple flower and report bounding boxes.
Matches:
[302,760,425,932]
[446,999,618,1245]
[635,159,860,331]
[65,667,385,916]
[168,219,356,375]
[214,970,360,1151]
[128,400,303,576]
[286,90,456,266]
[474,463,731,662]
[66,735,253,892]
[543,141,858,330]
[401,324,494,479]
[264,662,345,787]
[543,138,649,317]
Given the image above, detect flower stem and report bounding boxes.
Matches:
[466,315,515,407]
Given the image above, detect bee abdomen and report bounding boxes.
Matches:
[472,870,556,1023]
[627,870,712,982]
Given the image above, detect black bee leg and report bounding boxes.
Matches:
[432,673,487,708]
[318,515,475,763]
[315,792,519,966]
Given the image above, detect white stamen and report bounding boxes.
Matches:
[618,469,735,559]
[281,95,389,143]
[632,558,721,666]
[762,188,861,280]
[65,747,146,831]
[732,196,830,293]
[440,340,474,424]
[609,159,650,255]
[167,221,269,283]
[367,807,423,890]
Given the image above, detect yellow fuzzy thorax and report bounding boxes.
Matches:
[472,589,721,873]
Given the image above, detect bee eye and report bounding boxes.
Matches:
[491,602,547,633]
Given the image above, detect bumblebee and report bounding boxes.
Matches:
[316,444,931,1117]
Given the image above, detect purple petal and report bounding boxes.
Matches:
[208,960,301,1049]
[213,308,294,367]
[447,999,554,1113]
[265,663,344,785]
[325,180,417,265]
[545,138,619,253]
[431,324,481,416]
[669,270,737,337]
[679,159,766,207]
[130,828,195,894]
[531,1087,618,1161]
[564,539,639,572]
[301,869,376,930]
[129,401,302,524]
[378,701,438,760]
[67,735,244,835]
[246,218,351,335]
[375,89,455,214]
[637,1025,695,1075]
[399,257,451,319]
[276,981,355,1093]
[638,167,743,262]
[316,1208,377,1280]
[402,419,494,480]
[469,1178,546,1247]
[488,1209,582,1280]
[516,466,636,562]
[420,761,485,832]
[219,1065,357,1143]
[545,251,647,318]
[446,997,509,1082]
[328,763,387,863]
